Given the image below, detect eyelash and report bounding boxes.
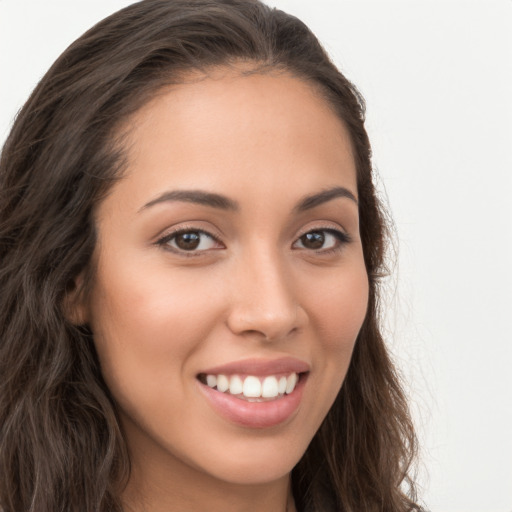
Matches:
[156,227,223,257]
[155,226,351,257]
[294,228,352,255]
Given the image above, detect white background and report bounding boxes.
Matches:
[1,1,511,511]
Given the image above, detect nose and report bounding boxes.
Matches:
[226,249,307,341]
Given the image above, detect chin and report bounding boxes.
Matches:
[200,455,300,486]
[199,431,314,486]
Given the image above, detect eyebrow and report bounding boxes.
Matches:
[140,190,239,212]
[294,186,358,212]
[140,185,357,213]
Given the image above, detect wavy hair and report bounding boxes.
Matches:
[0,1,420,511]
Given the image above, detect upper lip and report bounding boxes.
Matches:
[199,357,310,376]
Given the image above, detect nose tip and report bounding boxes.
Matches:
[226,258,306,341]
[227,302,302,341]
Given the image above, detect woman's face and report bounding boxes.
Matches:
[83,69,368,489]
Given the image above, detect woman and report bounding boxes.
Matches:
[0,1,421,511]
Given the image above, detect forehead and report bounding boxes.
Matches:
[113,68,357,209]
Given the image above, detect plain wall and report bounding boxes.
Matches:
[1,1,511,511]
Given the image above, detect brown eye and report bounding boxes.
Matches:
[159,230,221,252]
[293,229,349,252]
[299,232,325,249]
[175,232,201,250]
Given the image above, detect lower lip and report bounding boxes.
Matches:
[198,374,307,429]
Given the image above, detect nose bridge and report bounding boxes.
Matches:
[227,242,302,340]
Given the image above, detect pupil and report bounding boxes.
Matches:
[176,232,200,250]
[302,232,324,249]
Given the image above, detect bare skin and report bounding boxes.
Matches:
[75,68,368,512]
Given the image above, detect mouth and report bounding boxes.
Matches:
[196,358,310,428]
[197,371,304,402]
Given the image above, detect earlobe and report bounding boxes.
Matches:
[62,273,89,326]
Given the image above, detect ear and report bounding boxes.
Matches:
[62,273,89,326]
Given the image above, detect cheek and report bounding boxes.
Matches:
[309,263,369,348]
[303,259,369,399]
[87,261,223,406]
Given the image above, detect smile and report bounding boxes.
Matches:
[199,372,299,401]
[197,358,310,428]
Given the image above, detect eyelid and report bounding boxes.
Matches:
[292,225,352,252]
[295,221,351,240]
[155,225,225,255]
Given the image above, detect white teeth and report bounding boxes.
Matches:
[206,374,217,388]
[204,372,300,399]
[229,375,243,395]
[243,376,262,398]
[216,374,229,393]
[261,376,279,398]
[285,373,298,394]
[278,376,287,394]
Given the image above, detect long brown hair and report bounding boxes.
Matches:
[0,1,420,511]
